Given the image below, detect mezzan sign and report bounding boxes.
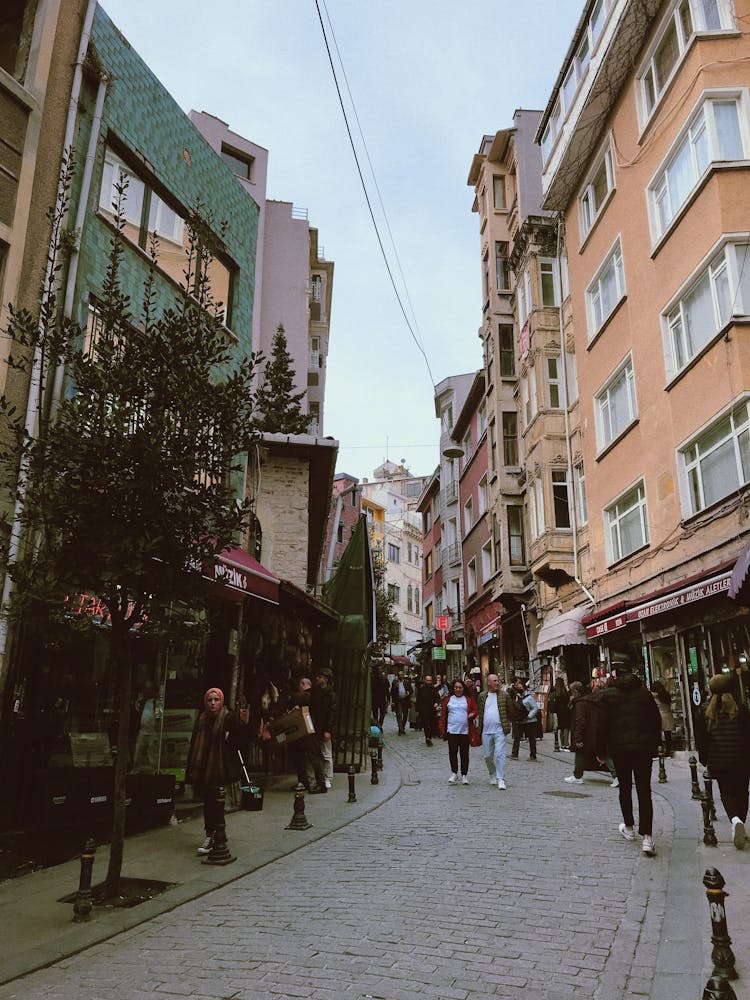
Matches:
[586,572,731,638]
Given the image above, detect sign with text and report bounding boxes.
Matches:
[436,616,451,631]
[432,647,446,660]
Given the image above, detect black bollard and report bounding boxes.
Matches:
[704,767,718,821]
[347,764,357,803]
[377,744,383,770]
[689,754,702,799]
[370,749,379,785]
[286,790,313,830]
[553,729,560,752]
[72,837,96,922]
[701,793,719,847]
[702,976,738,1000]
[202,786,236,866]
[703,868,737,982]
[658,744,667,783]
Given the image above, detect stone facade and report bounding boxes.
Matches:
[256,457,311,591]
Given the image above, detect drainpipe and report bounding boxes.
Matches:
[555,213,595,609]
[0,0,98,691]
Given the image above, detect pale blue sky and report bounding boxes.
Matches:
[101,0,583,480]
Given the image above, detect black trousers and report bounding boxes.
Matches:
[447,733,470,775]
[373,702,386,727]
[512,724,537,758]
[612,751,654,835]
[395,700,410,733]
[711,766,750,823]
[423,717,435,742]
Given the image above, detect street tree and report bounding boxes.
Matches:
[254,323,310,434]
[0,175,259,896]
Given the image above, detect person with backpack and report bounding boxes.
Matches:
[509,676,541,761]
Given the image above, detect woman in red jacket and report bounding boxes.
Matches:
[439,679,478,785]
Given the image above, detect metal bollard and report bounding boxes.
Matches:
[370,749,379,785]
[347,764,357,803]
[704,767,718,821]
[658,744,667,783]
[553,729,560,752]
[72,837,96,922]
[689,754,702,799]
[701,793,718,846]
[377,744,383,770]
[703,868,737,982]
[702,976,738,1000]
[286,790,312,830]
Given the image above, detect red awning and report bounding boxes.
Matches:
[206,547,280,604]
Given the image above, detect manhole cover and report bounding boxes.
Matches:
[544,790,591,798]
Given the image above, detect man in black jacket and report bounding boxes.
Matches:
[597,652,662,856]
[390,670,413,735]
[310,668,337,791]
[416,674,441,746]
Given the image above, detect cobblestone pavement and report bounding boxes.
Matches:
[1,726,684,1000]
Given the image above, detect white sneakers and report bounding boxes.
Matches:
[448,773,458,784]
[618,823,635,841]
[565,775,584,784]
[461,775,469,785]
[732,817,746,849]
[610,777,619,788]
[324,778,332,790]
[642,835,655,857]
[197,835,213,856]
[497,778,507,790]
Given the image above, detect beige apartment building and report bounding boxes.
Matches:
[539,0,750,745]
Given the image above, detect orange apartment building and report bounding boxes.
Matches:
[538,0,750,746]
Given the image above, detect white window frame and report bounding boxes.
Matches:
[546,355,562,409]
[463,496,474,535]
[678,396,750,516]
[478,475,488,517]
[605,480,649,564]
[552,469,572,529]
[648,91,750,245]
[493,175,506,210]
[309,336,321,370]
[595,355,637,451]
[99,149,146,228]
[579,141,615,240]
[636,0,736,129]
[586,236,626,340]
[481,540,493,582]
[467,557,477,597]
[529,477,545,540]
[662,237,750,380]
[478,399,488,438]
[575,463,588,525]
[539,258,560,307]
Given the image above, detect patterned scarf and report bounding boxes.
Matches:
[189,707,227,791]
[704,692,738,731]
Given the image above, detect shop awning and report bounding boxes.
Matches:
[729,543,750,605]
[536,605,591,652]
[206,547,280,604]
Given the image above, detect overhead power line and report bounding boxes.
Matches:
[313,0,436,388]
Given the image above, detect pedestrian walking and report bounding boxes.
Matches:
[564,680,618,786]
[370,665,389,728]
[510,677,541,761]
[416,674,441,746]
[186,688,248,856]
[435,673,449,699]
[650,680,675,755]
[551,676,571,750]
[596,652,661,856]
[694,672,750,849]
[439,678,478,784]
[477,673,513,789]
[311,667,337,789]
[390,669,413,735]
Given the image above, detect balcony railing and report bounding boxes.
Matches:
[447,542,461,566]
[443,481,459,505]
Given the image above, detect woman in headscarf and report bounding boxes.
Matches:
[694,672,750,849]
[186,688,247,857]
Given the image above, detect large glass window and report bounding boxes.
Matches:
[606,481,649,563]
[499,325,515,377]
[580,146,614,238]
[650,97,746,240]
[502,412,518,466]
[596,358,637,450]
[493,175,506,209]
[575,463,588,525]
[552,470,571,529]
[495,241,511,291]
[681,400,750,514]
[540,259,559,306]
[508,505,525,565]
[547,356,562,408]
[587,239,626,338]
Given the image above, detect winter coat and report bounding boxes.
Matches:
[652,693,675,732]
[552,689,571,729]
[186,710,245,793]
[571,692,605,753]
[310,685,337,736]
[371,672,389,708]
[694,703,750,772]
[596,674,662,758]
[416,683,441,721]
[477,689,514,735]
[390,677,413,706]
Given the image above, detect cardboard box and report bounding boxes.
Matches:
[268,706,315,745]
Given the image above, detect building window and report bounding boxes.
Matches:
[508,505,525,565]
[565,351,578,405]
[464,496,474,534]
[462,432,472,467]
[493,175,506,209]
[336,522,343,543]
[387,543,400,563]
[638,0,735,124]
[478,475,488,517]
[649,95,748,242]
[606,481,649,563]
[415,586,420,610]
[310,336,321,369]
[478,399,487,437]
[425,550,433,579]
[425,602,434,629]
[541,97,562,164]
[489,420,498,472]
[587,237,625,338]
[547,356,562,408]
[596,357,637,451]
[664,240,750,379]
[502,412,518,466]
[496,241,511,291]
[552,470,571,529]
[481,541,492,582]
[499,325,515,377]
[680,399,750,515]
[492,513,502,571]
[575,463,588,525]
[521,369,537,427]
[529,477,545,539]
[148,193,185,245]
[388,583,401,606]
[467,558,477,596]
[407,585,413,612]
[221,144,254,180]
[424,508,432,533]
[579,145,615,238]
[441,405,453,432]
[309,402,320,436]
[407,541,413,563]
[539,259,559,307]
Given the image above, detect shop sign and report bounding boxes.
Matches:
[212,561,250,593]
[64,593,147,629]
[436,615,451,631]
[445,643,463,650]
[478,630,497,646]
[586,572,732,639]
[432,647,446,660]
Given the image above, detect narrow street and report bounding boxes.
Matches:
[2,718,693,1000]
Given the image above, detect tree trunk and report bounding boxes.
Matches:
[104,617,132,898]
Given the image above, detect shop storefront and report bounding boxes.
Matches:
[583,564,750,750]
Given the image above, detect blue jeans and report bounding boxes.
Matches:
[482,730,507,781]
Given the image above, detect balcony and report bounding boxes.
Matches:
[440,429,463,460]
[447,542,461,566]
[443,481,459,506]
